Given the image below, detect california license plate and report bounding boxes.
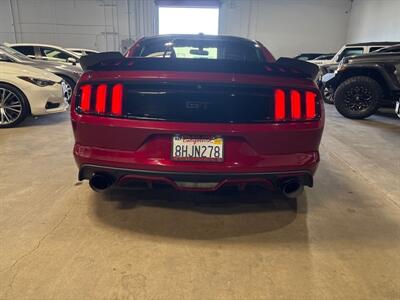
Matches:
[172,136,224,162]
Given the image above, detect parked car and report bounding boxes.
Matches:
[319,42,400,104]
[0,62,68,128]
[0,45,81,102]
[309,53,335,66]
[373,44,400,53]
[71,34,324,198]
[67,48,99,56]
[7,43,81,66]
[324,52,400,119]
[294,53,327,61]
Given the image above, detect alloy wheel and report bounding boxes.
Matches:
[0,88,22,125]
[343,85,373,111]
[63,81,73,102]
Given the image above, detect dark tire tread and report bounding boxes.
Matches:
[334,76,382,119]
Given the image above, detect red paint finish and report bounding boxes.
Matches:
[71,42,324,191]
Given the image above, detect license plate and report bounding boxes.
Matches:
[172,136,224,162]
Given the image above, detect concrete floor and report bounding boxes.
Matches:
[0,105,399,300]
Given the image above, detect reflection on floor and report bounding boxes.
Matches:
[0,105,399,299]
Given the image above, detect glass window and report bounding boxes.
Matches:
[370,47,383,52]
[0,46,32,62]
[377,46,400,53]
[137,39,263,62]
[39,47,71,62]
[12,46,35,57]
[337,48,364,61]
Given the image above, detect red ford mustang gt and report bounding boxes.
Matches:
[71,34,324,198]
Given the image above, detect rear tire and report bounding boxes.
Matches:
[334,76,382,119]
[0,84,30,128]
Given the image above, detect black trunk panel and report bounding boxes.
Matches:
[123,83,274,123]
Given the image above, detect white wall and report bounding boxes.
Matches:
[219,0,352,58]
[4,0,398,57]
[0,0,156,52]
[347,0,400,43]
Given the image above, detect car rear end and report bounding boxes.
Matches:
[71,35,324,196]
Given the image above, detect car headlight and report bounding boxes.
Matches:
[18,76,57,87]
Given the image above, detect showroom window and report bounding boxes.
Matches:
[156,0,219,35]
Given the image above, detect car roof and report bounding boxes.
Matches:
[346,41,400,47]
[297,53,326,56]
[68,48,98,52]
[138,34,259,44]
[7,43,80,57]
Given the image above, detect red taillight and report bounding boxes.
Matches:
[274,88,319,122]
[77,83,124,116]
[111,83,123,116]
[95,84,107,114]
[274,89,286,121]
[290,90,301,120]
[80,84,92,112]
[305,91,317,119]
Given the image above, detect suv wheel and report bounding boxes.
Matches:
[334,76,382,119]
[0,84,30,128]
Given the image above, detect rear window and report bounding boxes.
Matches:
[12,46,35,56]
[134,38,264,62]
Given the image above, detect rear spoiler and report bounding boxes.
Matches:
[80,52,320,81]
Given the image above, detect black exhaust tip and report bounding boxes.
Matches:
[89,174,114,192]
[280,179,304,199]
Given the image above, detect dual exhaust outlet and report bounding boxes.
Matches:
[88,173,304,198]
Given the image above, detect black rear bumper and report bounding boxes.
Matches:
[79,164,313,191]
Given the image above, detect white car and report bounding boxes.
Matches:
[6,43,81,66]
[67,48,99,56]
[0,62,68,128]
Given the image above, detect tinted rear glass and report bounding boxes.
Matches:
[134,38,264,62]
[12,46,35,56]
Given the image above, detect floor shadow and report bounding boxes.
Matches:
[376,107,398,119]
[92,186,308,240]
[17,111,69,127]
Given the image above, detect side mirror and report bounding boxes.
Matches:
[67,57,77,65]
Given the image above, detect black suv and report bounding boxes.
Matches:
[325,51,400,119]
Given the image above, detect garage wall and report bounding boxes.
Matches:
[0,0,157,52]
[347,0,400,43]
[5,0,397,57]
[219,0,352,58]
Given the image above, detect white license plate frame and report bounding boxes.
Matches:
[171,135,224,162]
